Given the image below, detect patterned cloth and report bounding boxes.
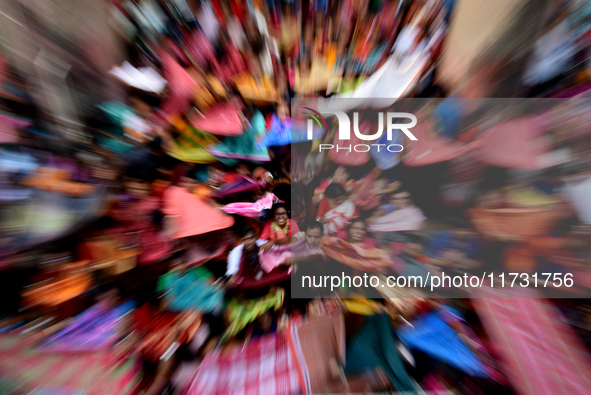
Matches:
[40,301,135,353]
[187,333,302,395]
[0,334,140,394]
[473,288,591,395]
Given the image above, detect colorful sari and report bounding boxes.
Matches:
[166,116,219,163]
[321,237,391,271]
[211,174,262,199]
[207,111,271,162]
[316,198,359,236]
[258,114,291,148]
[222,192,277,217]
[221,288,284,341]
[188,333,301,395]
[163,186,234,239]
[188,102,244,136]
[40,301,135,353]
[260,218,300,241]
[157,267,224,313]
[473,288,591,395]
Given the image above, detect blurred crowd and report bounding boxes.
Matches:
[2,0,591,394]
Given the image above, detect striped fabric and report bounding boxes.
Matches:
[473,288,591,395]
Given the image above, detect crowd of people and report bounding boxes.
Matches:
[2,0,591,394]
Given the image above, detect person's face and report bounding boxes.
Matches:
[126,180,150,198]
[328,195,347,208]
[348,221,367,243]
[274,207,288,227]
[130,97,152,119]
[305,227,323,249]
[391,191,412,209]
[242,232,258,251]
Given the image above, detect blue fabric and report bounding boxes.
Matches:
[432,98,463,139]
[259,114,291,148]
[425,231,481,259]
[398,308,488,377]
[370,129,403,170]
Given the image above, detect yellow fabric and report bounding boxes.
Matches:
[506,187,561,207]
[235,72,279,104]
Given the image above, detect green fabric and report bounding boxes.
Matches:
[157,267,222,313]
[207,111,270,162]
[96,101,136,154]
[221,288,284,342]
[345,314,414,392]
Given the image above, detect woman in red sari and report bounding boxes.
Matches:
[259,204,300,252]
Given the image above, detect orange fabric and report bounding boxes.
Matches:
[163,186,234,239]
[468,207,563,240]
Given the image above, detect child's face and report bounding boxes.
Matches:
[242,232,258,251]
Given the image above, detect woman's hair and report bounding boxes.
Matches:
[325,183,347,198]
[305,221,324,234]
[240,225,256,238]
[348,217,367,229]
[268,203,289,220]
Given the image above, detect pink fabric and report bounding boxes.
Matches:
[187,334,302,395]
[163,186,234,239]
[222,192,277,217]
[476,114,550,170]
[328,121,372,166]
[260,243,292,273]
[158,51,198,124]
[291,238,322,258]
[260,219,300,241]
[189,102,244,136]
[352,173,382,210]
[404,119,482,166]
[473,288,591,395]
[0,114,31,143]
[368,205,426,232]
[186,30,216,68]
